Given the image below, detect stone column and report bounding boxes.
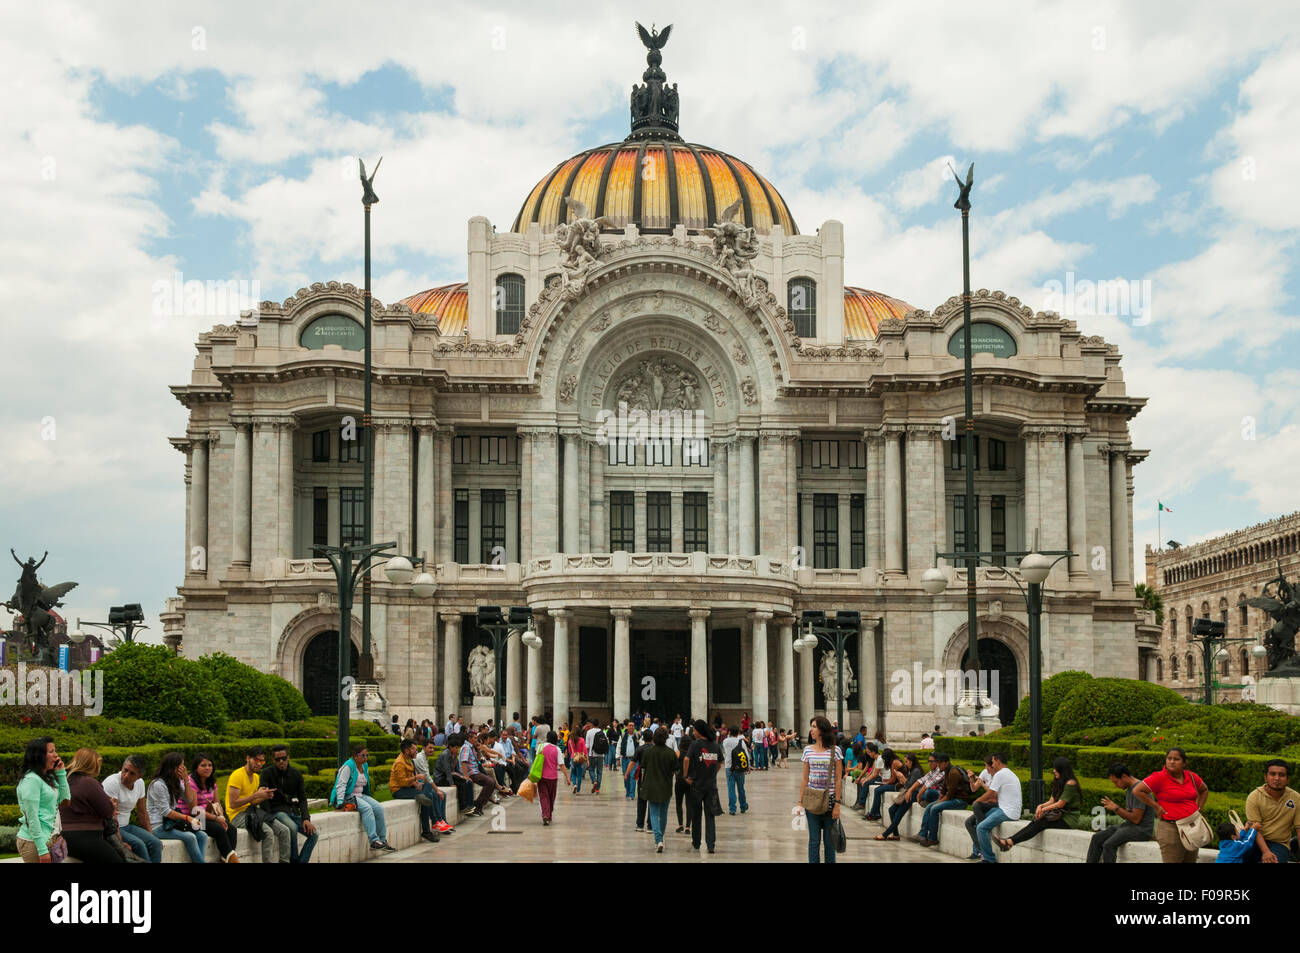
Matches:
[527,429,559,556]
[634,491,647,552]
[778,616,795,732]
[800,493,814,566]
[1068,432,1088,578]
[612,608,632,721]
[712,440,729,553]
[441,612,462,722]
[277,421,296,559]
[229,422,251,571]
[1022,426,1041,549]
[883,428,903,572]
[415,423,436,560]
[505,628,522,728]
[750,610,771,726]
[189,435,209,575]
[519,431,533,562]
[326,487,340,547]
[468,490,482,564]
[787,435,799,562]
[758,431,792,558]
[737,433,756,555]
[436,430,453,563]
[862,618,879,732]
[526,622,542,722]
[727,441,740,553]
[377,422,412,555]
[866,433,884,569]
[562,430,580,552]
[689,608,709,719]
[589,441,605,554]
[1109,446,1131,588]
[799,633,815,724]
[905,426,941,577]
[251,418,279,572]
[552,608,572,727]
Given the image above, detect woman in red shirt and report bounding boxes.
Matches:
[1132,748,1209,863]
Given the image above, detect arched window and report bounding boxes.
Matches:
[1171,656,1179,680]
[1156,657,1164,681]
[1239,648,1249,676]
[1186,653,1195,679]
[1239,596,1249,629]
[1170,615,1177,640]
[788,277,817,339]
[494,273,525,335]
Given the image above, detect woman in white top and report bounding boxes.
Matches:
[799,715,843,864]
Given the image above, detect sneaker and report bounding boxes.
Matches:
[656,843,664,853]
[675,826,685,833]
[740,807,748,814]
[435,821,453,833]
[380,841,397,851]
[707,847,716,854]
[421,831,439,843]
[370,840,386,850]
[543,818,551,826]
[729,810,736,815]
[467,806,484,818]
[635,826,644,832]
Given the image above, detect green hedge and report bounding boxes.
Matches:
[932,735,1281,794]
[224,719,285,739]
[196,653,282,723]
[268,675,312,722]
[1010,670,1093,736]
[90,643,228,732]
[1051,679,1186,740]
[0,825,15,853]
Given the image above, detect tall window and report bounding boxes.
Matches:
[1171,615,1178,640]
[804,440,839,469]
[608,438,635,466]
[311,430,331,462]
[1239,601,1248,628]
[953,494,980,551]
[788,277,817,339]
[647,438,673,466]
[990,495,1006,566]
[339,427,366,463]
[683,438,709,466]
[646,492,671,552]
[452,435,472,464]
[480,489,506,563]
[479,436,517,464]
[845,440,867,469]
[453,489,469,563]
[684,492,708,551]
[313,488,329,548]
[988,438,1007,471]
[495,273,525,335]
[850,494,865,569]
[1171,656,1179,680]
[951,436,980,470]
[813,493,838,568]
[609,491,635,551]
[340,487,365,548]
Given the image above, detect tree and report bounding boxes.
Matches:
[1135,583,1163,625]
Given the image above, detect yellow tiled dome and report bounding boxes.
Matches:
[511,142,798,237]
[399,282,467,336]
[843,286,914,339]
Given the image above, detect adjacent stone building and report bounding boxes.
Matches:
[168,35,1149,738]
[1145,511,1300,701]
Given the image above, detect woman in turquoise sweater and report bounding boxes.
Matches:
[16,736,70,863]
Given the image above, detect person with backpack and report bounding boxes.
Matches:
[641,727,678,852]
[331,742,394,851]
[910,752,972,848]
[721,724,751,815]
[585,720,609,794]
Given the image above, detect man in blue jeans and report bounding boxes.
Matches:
[911,753,969,847]
[102,755,163,863]
[974,751,1022,863]
[262,744,320,862]
[584,721,607,794]
[720,726,751,814]
[618,721,639,799]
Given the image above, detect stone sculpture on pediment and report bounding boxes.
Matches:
[555,197,612,300]
[702,198,762,308]
[609,357,702,411]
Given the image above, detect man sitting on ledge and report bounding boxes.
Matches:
[1087,762,1154,863]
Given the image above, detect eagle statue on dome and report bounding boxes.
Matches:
[636,21,672,51]
[555,197,612,300]
[703,198,762,307]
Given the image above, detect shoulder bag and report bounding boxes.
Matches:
[1175,810,1213,851]
[800,748,834,815]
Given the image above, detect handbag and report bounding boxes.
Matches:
[528,748,545,784]
[800,748,835,815]
[1228,810,1246,835]
[832,817,847,853]
[1041,808,1065,823]
[1175,810,1213,851]
[516,778,537,803]
[48,811,67,863]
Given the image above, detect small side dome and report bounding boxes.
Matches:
[400,282,467,336]
[844,287,914,339]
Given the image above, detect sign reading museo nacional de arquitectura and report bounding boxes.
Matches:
[165,33,1151,739]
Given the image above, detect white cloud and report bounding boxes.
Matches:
[891,156,958,211]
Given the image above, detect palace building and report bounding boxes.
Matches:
[1144,512,1300,702]
[166,32,1150,737]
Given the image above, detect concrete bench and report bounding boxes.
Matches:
[867,802,1220,863]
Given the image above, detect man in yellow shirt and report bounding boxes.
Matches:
[1245,759,1300,863]
[226,746,288,863]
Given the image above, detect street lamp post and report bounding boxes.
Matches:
[358,158,381,692]
[794,610,861,733]
[925,544,1070,807]
[313,541,434,766]
[1190,618,1264,706]
[475,606,536,733]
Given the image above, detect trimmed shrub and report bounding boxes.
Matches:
[0,806,19,826]
[223,720,284,740]
[1010,670,1093,737]
[1050,678,1186,741]
[196,653,282,723]
[349,719,388,738]
[282,720,332,739]
[0,786,13,805]
[0,825,15,853]
[268,675,312,722]
[1058,725,1154,747]
[90,643,227,732]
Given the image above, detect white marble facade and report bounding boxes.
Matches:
[169,207,1149,742]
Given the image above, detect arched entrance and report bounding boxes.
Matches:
[302,631,359,716]
[960,638,1019,726]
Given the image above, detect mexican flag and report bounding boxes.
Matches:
[1158,502,1174,513]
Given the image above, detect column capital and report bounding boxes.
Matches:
[412,418,439,434]
[749,610,773,623]
[610,607,633,621]
[549,607,573,620]
[185,430,220,446]
[774,613,796,628]
[518,426,557,440]
[735,429,758,442]
[877,422,907,437]
[1020,423,1070,438]
[759,428,800,445]
[905,423,945,437]
[687,608,711,621]
[250,414,296,430]
[439,611,464,625]
[559,427,582,439]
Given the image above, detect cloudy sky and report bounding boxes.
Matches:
[2,1,1298,638]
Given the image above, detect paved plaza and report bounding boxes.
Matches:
[375,766,965,864]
